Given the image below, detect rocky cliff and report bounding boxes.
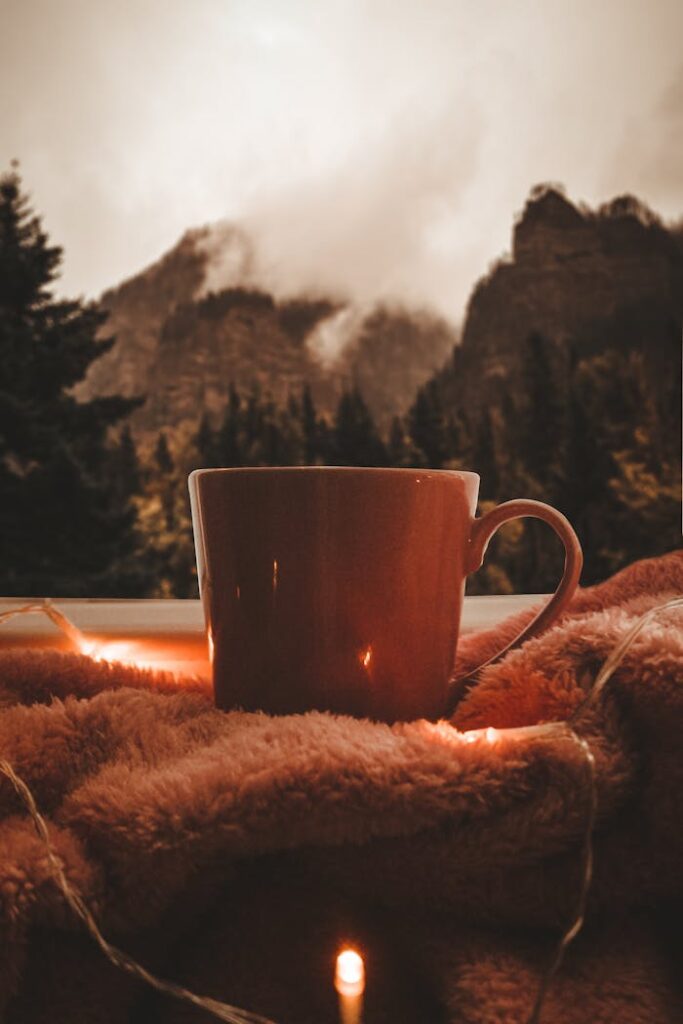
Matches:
[77,187,681,446]
[76,225,455,439]
[434,187,682,418]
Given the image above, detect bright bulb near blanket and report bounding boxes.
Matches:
[0,602,206,679]
[76,636,191,676]
[335,949,364,1024]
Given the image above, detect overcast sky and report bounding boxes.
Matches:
[2,0,682,321]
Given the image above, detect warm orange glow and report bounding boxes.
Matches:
[272,559,279,591]
[417,720,462,747]
[76,636,208,677]
[207,627,214,663]
[81,638,162,670]
[359,646,372,670]
[335,949,365,997]
[418,722,503,749]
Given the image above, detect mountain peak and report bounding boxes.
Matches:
[76,221,455,438]
[190,222,256,298]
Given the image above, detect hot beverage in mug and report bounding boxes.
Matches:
[189,467,582,722]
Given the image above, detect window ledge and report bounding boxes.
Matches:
[0,594,546,679]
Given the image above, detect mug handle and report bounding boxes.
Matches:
[453,499,583,683]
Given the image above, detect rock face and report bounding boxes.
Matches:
[129,288,338,432]
[433,187,683,417]
[78,187,681,445]
[80,227,211,403]
[77,226,455,439]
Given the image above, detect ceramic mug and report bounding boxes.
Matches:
[189,467,582,722]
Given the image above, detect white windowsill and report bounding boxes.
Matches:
[0,594,545,679]
[0,594,543,634]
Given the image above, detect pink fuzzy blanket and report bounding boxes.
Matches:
[1,551,682,1023]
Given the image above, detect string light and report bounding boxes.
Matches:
[0,600,198,675]
[335,948,365,1024]
[0,756,276,1024]
[527,596,683,1024]
[0,600,90,649]
[526,730,596,1024]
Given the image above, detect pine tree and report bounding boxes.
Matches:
[260,398,289,465]
[408,380,450,468]
[153,431,177,531]
[474,407,500,501]
[154,431,175,475]
[387,416,426,467]
[332,386,387,466]
[566,347,681,582]
[195,411,218,466]
[445,410,468,468]
[135,429,197,599]
[217,384,242,466]
[244,384,265,457]
[0,167,150,596]
[301,383,321,464]
[108,424,141,504]
[521,331,568,503]
[468,403,539,595]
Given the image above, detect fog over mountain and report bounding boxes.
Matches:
[2,1,682,323]
[76,185,681,450]
[77,218,457,439]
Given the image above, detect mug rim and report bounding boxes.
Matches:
[189,466,480,483]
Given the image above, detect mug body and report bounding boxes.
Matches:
[189,467,479,722]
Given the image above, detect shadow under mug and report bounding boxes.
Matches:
[189,467,582,723]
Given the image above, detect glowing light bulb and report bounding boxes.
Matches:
[335,948,364,1024]
[335,948,365,996]
[486,727,498,743]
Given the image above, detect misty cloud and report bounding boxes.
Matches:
[194,224,258,296]
[306,305,368,368]
[604,65,683,214]
[2,0,682,321]
[236,101,482,321]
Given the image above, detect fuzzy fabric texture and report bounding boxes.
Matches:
[0,551,682,1023]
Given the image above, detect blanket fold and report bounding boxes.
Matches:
[1,551,682,1023]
